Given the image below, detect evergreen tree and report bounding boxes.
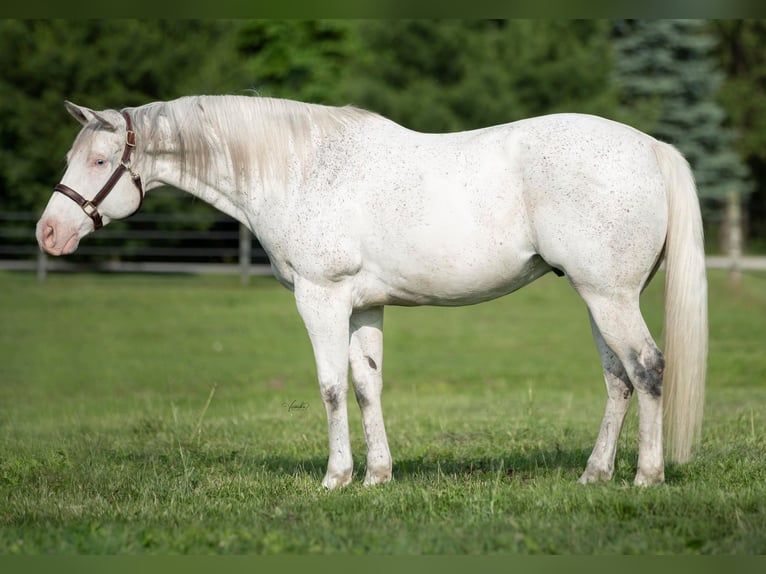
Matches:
[612,19,749,208]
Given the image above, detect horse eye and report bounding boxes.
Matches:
[95,159,106,166]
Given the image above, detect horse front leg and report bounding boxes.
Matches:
[349,307,392,486]
[294,278,353,489]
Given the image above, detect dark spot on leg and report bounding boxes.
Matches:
[322,385,342,410]
[628,348,665,397]
[366,356,377,371]
[354,386,370,409]
[605,358,629,382]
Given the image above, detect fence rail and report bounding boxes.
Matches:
[0,210,273,283]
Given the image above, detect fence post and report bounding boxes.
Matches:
[37,249,47,283]
[239,223,251,286]
[726,190,742,287]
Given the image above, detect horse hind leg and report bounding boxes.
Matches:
[579,311,634,483]
[578,292,666,486]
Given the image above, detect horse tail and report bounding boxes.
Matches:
[653,140,708,464]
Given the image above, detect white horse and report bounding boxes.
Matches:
[36,95,707,488]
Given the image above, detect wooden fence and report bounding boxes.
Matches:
[0,210,272,284]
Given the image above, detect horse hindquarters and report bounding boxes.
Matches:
[524,129,672,484]
[558,138,706,485]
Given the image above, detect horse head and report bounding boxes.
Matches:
[36,101,143,256]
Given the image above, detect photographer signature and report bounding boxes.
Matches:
[282,399,309,413]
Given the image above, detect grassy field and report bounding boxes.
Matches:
[0,268,764,554]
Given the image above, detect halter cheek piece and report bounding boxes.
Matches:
[53,111,143,230]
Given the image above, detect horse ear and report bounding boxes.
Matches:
[64,101,117,131]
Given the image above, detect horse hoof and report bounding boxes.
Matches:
[363,468,392,486]
[634,470,664,486]
[578,466,613,484]
[321,470,353,490]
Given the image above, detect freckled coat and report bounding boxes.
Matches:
[38,95,707,489]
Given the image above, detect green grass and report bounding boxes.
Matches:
[0,269,764,554]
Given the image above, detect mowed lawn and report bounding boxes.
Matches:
[0,268,764,554]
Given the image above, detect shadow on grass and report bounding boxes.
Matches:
[391,447,592,482]
[390,450,687,485]
[253,450,688,485]
[246,447,672,485]
[77,443,687,487]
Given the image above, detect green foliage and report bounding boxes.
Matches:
[0,20,246,214]
[612,20,749,202]
[235,20,360,105]
[0,270,765,553]
[711,21,766,165]
[347,20,618,132]
[710,20,766,249]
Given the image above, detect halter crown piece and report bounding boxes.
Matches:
[53,111,143,230]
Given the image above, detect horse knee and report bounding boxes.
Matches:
[320,381,347,410]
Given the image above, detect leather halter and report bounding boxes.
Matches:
[53,111,143,230]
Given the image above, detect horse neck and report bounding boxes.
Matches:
[135,96,326,227]
[144,147,253,226]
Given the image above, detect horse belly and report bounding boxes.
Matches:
[378,257,549,307]
[353,227,550,308]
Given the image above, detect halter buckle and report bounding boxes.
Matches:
[125,130,136,147]
[82,200,98,217]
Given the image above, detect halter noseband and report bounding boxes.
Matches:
[54,111,143,230]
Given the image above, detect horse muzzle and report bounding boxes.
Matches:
[36,216,82,256]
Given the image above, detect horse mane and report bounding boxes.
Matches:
[131,95,377,190]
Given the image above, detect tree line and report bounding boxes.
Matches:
[1,20,764,251]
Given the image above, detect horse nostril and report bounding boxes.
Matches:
[43,222,56,249]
